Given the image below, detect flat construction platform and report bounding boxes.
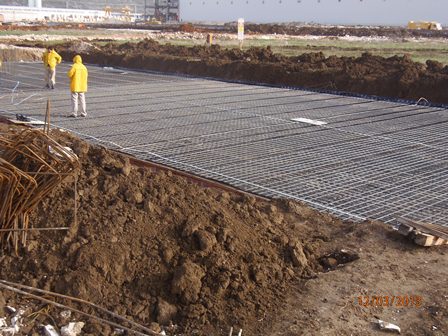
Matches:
[1,62,447,227]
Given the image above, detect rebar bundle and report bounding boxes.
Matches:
[0,129,79,252]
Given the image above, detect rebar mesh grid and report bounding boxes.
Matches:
[1,62,447,227]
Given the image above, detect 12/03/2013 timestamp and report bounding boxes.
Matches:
[356,295,423,308]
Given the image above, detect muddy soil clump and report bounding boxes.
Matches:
[0,43,44,62]
[54,39,448,104]
[0,125,352,335]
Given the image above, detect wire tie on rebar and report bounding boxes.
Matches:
[415,97,429,106]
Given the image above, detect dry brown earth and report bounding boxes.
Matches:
[0,121,446,336]
[49,39,448,105]
[0,24,447,335]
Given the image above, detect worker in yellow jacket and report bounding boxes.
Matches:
[42,47,62,89]
[67,55,88,117]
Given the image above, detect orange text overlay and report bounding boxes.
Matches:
[356,295,423,308]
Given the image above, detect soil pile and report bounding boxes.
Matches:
[3,22,448,39]
[0,125,352,335]
[90,23,448,39]
[55,39,448,104]
[0,43,44,62]
[242,24,448,39]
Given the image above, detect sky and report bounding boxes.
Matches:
[180,0,448,26]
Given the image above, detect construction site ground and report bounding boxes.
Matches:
[1,62,448,228]
[2,37,447,104]
[0,121,446,336]
[0,24,447,335]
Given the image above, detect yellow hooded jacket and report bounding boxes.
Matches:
[42,50,62,70]
[67,55,88,93]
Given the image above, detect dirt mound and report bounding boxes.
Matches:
[66,40,100,54]
[243,24,448,39]
[0,126,351,335]
[0,43,44,62]
[53,39,448,104]
[87,23,448,39]
[179,23,195,33]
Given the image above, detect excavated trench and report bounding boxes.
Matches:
[47,39,448,105]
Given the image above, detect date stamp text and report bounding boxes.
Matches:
[356,295,423,308]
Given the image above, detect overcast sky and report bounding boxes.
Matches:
[180,0,448,26]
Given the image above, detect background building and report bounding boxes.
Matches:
[144,0,179,22]
[0,1,145,13]
[0,5,106,23]
[0,0,180,21]
[0,0,181,22]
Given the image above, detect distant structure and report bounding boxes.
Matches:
[144,0,179,22]
[28,0,41,7]
[0,5,106,23]
[0,0,144,23]
[0,0,180,23]
[0,1,146,12]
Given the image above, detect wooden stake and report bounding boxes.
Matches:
[74,173,78,230]
[44,98,51,134]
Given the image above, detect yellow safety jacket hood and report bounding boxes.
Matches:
[73,55,82,64]
[67,55,88,93]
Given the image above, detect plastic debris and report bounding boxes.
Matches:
[48,146,76,159]
[59,310,72,320]
[0,309,23,336]
[290,117,327,126]
[10,309,25,329]
[43,325,60,336]
[103,67,128,74]
[0,327,19,336]
[377,319,401,334]
[61,322,85,336]
[0,308,25,335]
[5,307,16,314]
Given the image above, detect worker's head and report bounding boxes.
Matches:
[47,46,54,51]
[73,55,83,64]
